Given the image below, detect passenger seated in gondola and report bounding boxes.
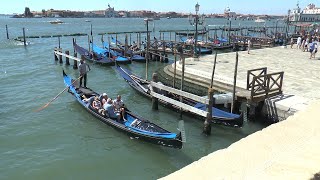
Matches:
[99,93,108,104]
[92,96,102,110]
[103,98,120,120]
[112,95,124,111]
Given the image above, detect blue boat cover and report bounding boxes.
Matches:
[102,42,129,62]
[91,43,108,57]
[194,102,240,119]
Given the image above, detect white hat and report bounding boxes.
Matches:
[102,93,108,97]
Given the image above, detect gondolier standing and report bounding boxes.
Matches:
[177,44,184,64]
[79,59,90,88]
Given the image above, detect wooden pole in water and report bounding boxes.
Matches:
[146,21,150,79]
[203,88,213,135]
[228,20,232,45]
[180,55,185,119]
[65,50,70,65]
[54,48,58,61]
[108,36,113,65]
[6,25,9,39]
[231,52,239,113]
[58,36,61,48]
[138,32,141,49]
[87,35,91,52]
[151,73,159,110]
[125,34,128,57]
[23,28,26,46]
[90,24,93,52]
[210,51,218,88]
[173,50,177,88]
[59,48,63,64]
[73,38,78,69]
[115,34,118,48]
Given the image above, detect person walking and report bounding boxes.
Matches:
[296,36,302,49]
[79,59,90,88]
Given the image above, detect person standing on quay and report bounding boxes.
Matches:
[247,39,252,54]
[79,59,90,88]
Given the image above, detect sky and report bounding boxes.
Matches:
[1,0,319,15]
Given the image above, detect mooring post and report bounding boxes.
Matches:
[73,53,78,69]
[180,55,185,119]
[65,50,70,65]
[155,38,158,61]
[54,47,58,61]
[22,27,26,46]
[210,51,218,88]
[58,36,61,49]
[203,88,214,135]
[173,49,177,88]
[151,73,159,110]
[6,25,9,39]
[59,48,63,64]
[231,52,239,113]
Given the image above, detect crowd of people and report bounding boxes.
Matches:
[83,93,125,122]
[291,33,319,59]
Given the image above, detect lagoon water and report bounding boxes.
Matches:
[0,17,275,179]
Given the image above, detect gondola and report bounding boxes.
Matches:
[73,41,115,66]
[104,41,145,63]
[91,43,131,64]
[175,31,207,36]
[62,71,183,149]
[116,66,243,127]
[183,44,212,55]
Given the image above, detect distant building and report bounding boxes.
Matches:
[105,4,118,17]
[85,10,105,17]
[289,2,320,22]
[24,7,33,18]
[118,11,129,18]
[224,7,236,18]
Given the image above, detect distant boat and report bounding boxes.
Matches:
[167,17,171,19]
[255,18,266,23]
[49,19,63,24]
[85,20,91,22]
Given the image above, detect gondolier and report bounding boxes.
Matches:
[79,59,90,88]
[177,44,184,63]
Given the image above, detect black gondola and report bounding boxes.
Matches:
[63,71,183,149]
[73,41,115,66]
[116,66,243,127]
[175,31,207,36]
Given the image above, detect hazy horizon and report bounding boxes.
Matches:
[1,0,319,15]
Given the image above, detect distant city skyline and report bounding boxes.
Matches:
[1,0,319,15]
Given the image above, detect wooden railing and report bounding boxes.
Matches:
[248,71,284,100]
[247,67,268,90]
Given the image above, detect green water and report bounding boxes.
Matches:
[0,17,273,179]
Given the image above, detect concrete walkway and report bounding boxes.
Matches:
[160,100,320,180]
[159,47,320,179]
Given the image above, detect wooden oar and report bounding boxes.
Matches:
[35,75,82,112]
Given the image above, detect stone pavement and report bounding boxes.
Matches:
[168,46,320,116]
